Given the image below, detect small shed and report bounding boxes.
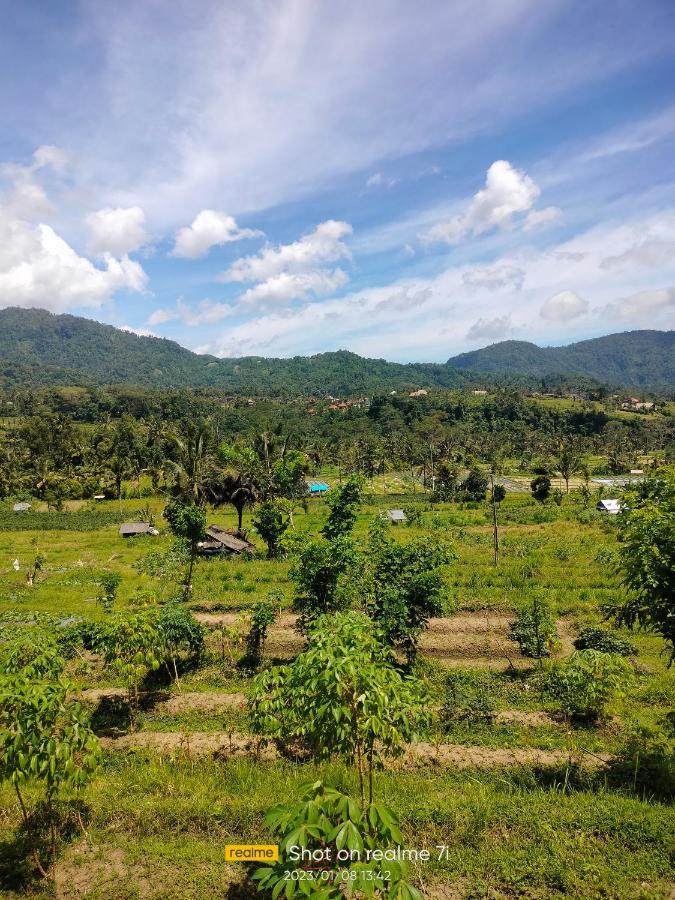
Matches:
[119,522,159,537]
[385,509,406,524]
[198,524,255,555]
[306,480,329,495]
[596,499,622,514]
[12,502,31,512]
[93,494,106,501]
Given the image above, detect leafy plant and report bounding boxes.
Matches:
[245,600,278,665]
[251,781,422,899]
[157,602,204,689]
[510,595,558,660]
[531,475,551,502]
[545,649,633,719]
[441,671,496,728]
[250,613,430,806]
[322,476,363,541]
[252,499,289,558]
[96,571,122,613]
[574,626,637,656]
[166,502,206,596]
[290,536,359,633]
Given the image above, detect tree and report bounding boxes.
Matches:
[96,571,122,613]
[166,420,213,504]
[0,635,101,878]
[252,499,289,558]
[157,602,205,690]
[555,442,583,493]
[366,529,452,664]
[510,595,558,664]
[460,467,488,501]
[212,444,263,532]
[322,475,363,540]
[609,469,675,663]
[531,474,551,502]
[167,503,206,596]
[244,601,278,666]
[250,613,430,806]
[290,536,358,632]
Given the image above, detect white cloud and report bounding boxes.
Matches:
[240,268,348,306]
[148,297,235,327]
[171,209,261,258]
[601,287,675,323]
[463,264,524,291]
[540,289,588,322]
[421,160,541,244]
[0,212,147,312]
[120,324,159,337]
[466,315,512,341]
[222,220,352,305]
[31,145,69,173]
[86,206,147,257]
[601,239,675,271]
[523,206,561,231]
[0,145,69,220]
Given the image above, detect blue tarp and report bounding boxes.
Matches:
[307,480,329,493]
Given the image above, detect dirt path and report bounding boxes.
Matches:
[101,730,607,769]
[78,688,247,713]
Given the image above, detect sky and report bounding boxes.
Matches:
[1,0,675,362]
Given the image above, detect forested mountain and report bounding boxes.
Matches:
[0,307,672,394]
[447,331,675,389]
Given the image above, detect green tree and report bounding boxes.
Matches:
[212,443,263,532]
[609,469,675,663]
[250,613,430,806]
[555,442,583,493]
[252,499,289,558]
[460,468,488,501]
[167,503,206,596]
[157,602,204,690]
[545,649,633,719]
[531,474,551,502]
[96,571,122,613]
[245,600,278,666]
[322,475,363,541]
[290,536,358,632]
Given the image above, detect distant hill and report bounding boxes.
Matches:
[0,307,672,394]
[447,332,674,389]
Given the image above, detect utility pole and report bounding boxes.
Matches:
[490,473,499,566]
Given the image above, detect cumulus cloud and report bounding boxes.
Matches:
[540,289,588,322]
[600,239,675,271]
[86,206,147,257]
[0,212,147,312]
[120,324,159,337]
[466,315,512,341]
[421,161,541,244]
[171,210,261,259]
[374,287,432,312]
[148,297,235,327]
[221,220,352,305]
[1,145,69,220]
[463,264,524,291]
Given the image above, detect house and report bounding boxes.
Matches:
[12,502,31,512]
[385,509,406,524]
[119,522,159,537]
[409,389,428,398]
[472,390,488,396]
[596,499,623,514]
[93,494,106,501]
[306,480,329,495]
[630,469,644,475]
[198,524,255,555]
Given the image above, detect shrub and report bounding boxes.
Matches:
[531,475,551,502]
[545,649,633,719]
[611,722,675,798]
[244,601,278,664]
[441,671,496,729]
[574,626,637,656]
[510,596,558,659]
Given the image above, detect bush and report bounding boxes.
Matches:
[611,722,675,798]
[441,671,496,729]
[510,596,558,658]
[545,649,633,719]
[574,626,637,656]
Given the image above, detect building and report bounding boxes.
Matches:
[119,522,159,537]
[596,499,623,514]
[306,480,329,495]
[197,524,255,555]
[409,389,428,398]
[12,502,31,512]
[385,509,406,524]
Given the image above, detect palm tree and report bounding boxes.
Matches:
[209,444,262,533]
[555,442,583,493]
[166,421,213,504]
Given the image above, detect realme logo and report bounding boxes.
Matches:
[225,845,279,862]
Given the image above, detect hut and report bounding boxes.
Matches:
[306,480,329,495]
[12,502,31,512]
[198,524,255,556]
[119,522,159,537]
[385,509,406,524]
[596,499,622,514]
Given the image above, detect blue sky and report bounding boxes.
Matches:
[1,0,674,361]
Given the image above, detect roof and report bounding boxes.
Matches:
[119,522,159,536]
[596,499,622,513]
[12,502,31,512]
[306,480,329,493]
[385,509,406,521]
[203,525,255,553]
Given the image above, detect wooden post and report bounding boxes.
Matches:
[490,474,499,566]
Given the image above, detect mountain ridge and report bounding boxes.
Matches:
[0,307,672,394]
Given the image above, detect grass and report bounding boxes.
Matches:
[1,486,673,897]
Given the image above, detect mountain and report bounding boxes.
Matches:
[0,307,672,394]
[447,331,675,389]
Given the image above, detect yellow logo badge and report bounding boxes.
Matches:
[225,845,279,862]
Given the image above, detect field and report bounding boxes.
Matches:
[1,485,674,899]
